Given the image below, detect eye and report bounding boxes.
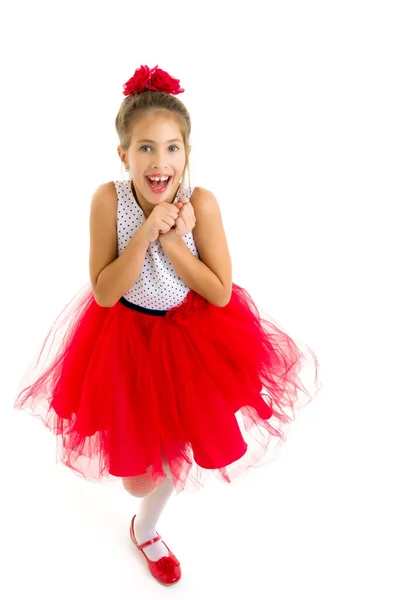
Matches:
[139,145,180,152]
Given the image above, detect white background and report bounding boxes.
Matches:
[1,1,399,598]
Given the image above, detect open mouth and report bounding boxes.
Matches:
[145,176,172,193]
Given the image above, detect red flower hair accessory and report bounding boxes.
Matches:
[122,65,185,96]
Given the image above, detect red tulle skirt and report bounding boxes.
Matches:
[14,282,321,493]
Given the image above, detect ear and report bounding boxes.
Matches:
[117,145,125,162]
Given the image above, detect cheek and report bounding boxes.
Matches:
[177,155,187,170]
[133,154,149,173]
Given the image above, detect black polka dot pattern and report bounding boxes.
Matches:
[114,180,199,310]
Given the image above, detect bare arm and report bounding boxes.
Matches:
[159,188,232,307]
[89,183,152,308]
[160,237,228,306]
[95,226,151,307]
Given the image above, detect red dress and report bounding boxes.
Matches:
[14,181,322,493]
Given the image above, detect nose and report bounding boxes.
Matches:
[151,149,169,169]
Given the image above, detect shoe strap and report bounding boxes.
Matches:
[137,534,163,551]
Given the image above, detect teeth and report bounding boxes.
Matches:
[148,176,169,182]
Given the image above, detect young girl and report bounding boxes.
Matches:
[14,64,322,586]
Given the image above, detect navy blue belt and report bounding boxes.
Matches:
[119,296,167,316]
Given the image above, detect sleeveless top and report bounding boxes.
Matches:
[114,179,200,311]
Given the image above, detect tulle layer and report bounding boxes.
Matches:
[14,282,321,493]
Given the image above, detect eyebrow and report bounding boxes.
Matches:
[136,138,182,144]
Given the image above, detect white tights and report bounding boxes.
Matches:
[122,453,176,561]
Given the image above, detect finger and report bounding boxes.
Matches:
[163,216,176,227]
[182,203,194,216]
[174,205,183,216]
[175,217,185,231]
[177,204,189,217]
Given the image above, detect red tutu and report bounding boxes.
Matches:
[14,282,321,493]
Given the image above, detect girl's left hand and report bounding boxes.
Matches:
[159,201,196,243]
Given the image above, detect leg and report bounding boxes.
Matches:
[122,475,160,498]
[125,458,176,561]
[122,450,173,498]
[134,471,175,561]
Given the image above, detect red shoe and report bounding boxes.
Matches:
[129,515,182,585]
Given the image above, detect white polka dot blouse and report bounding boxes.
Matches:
[114,179,199,311]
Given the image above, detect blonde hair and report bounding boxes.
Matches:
[115,89,192,190]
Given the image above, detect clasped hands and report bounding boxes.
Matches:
[159,200,196,243]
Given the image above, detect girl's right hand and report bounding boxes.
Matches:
[143,201,184,243]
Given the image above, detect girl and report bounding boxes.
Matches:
[14,64,322,586]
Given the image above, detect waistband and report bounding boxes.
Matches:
[119,296,167,316]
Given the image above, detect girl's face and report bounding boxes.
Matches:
[121,112,189,217]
